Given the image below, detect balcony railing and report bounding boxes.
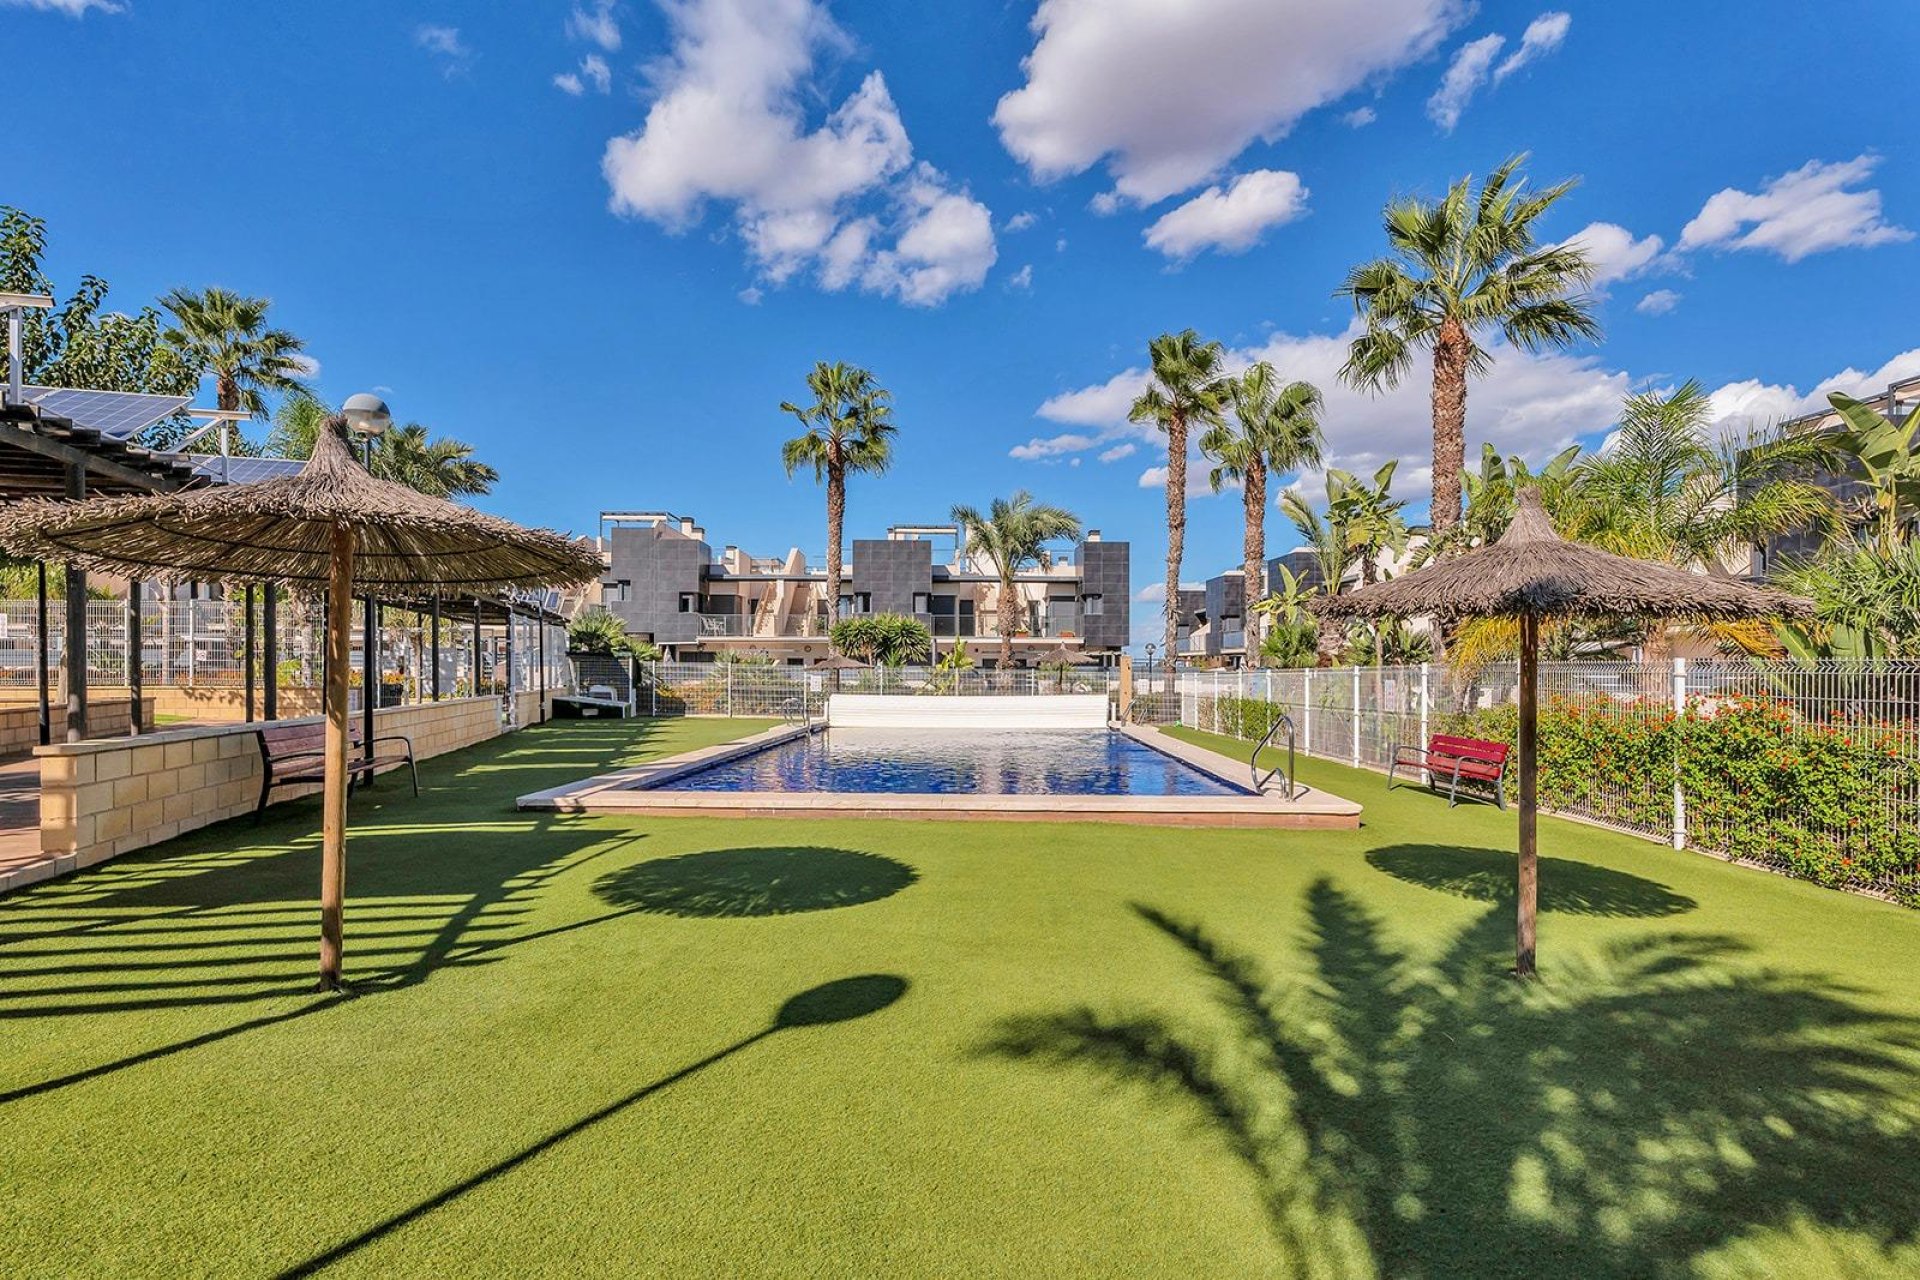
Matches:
[694,612,831,639]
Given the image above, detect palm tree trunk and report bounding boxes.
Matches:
[1242,458,1265,667]
[999,578,1016,672]
[1163,415,1187,687]
[1430,320,1469,540]
[825,466,845,641]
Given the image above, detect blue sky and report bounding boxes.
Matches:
[9,0,1919,648]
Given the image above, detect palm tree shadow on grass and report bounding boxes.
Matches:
[1366,843,1697,918]
[986,884,1920,1277]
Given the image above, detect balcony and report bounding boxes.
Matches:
[693,612,831,639]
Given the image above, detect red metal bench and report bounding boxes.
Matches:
[256,721,417,820]
[1389,733,1510,809]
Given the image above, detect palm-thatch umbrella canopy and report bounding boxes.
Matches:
[812,654,870,670]
[1032,643,1097,666]
[1314,487,1810,977]
[0,418,601,989]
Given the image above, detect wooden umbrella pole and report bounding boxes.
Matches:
[1516,612,1539,978]
[319,524,356,990]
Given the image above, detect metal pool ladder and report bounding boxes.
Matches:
[1251,713,1297,800]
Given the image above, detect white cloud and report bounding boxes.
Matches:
[285,353,322,381]
[994,0,1463,205]
[1098,442,1137,463]
[554,53,612,96]
[1493,11,1570,82]
[1005,211,1039,232]
[1635,289,1681,316]
[1038,367,1150,429]
[1006,264,1034,291]
[1678,155,1912,263]
[601,0,995,305]
[1138,464,1223,498]
[1143,169,1309,260]
[3,0,122,14]
[1562,220,1666,287]
[568,0,622,51]
[1342,106,1377,128]
[1010,432,1096,461]
[1426,33,1502,132]
[415,24,473,74]
[1706,346,1920,430]
[738,286,764,305]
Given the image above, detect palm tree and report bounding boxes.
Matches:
[1569,381,1834,571]
[375,422,498,498]
[1327,461,1410,586]
[780,362,896,634]
[1130,330,1227,669]
[1338,155,1600,538]
[160,286,309,425]
[267,392,497,497]
[1202,363,1323,666]
[950,491,1081,669]
[1279,481,1354,663]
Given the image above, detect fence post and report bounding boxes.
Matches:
[1302,668,1313,757]
[1671,657,1688,851]
[1419,662,1430,746]
[726,661,734,717]
[1351,665,1361,767]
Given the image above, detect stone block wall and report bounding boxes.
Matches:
[35,696,514,874]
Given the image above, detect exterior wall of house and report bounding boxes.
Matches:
[605,523,709,647]
[850,537,933,617]
[1203,572,1247,659]
[1077,539,1130,650]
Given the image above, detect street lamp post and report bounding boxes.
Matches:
[343,394,391,763]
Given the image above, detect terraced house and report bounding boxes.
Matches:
[597,511,1128,665]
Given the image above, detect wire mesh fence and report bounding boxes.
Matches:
[1166,660,1920,902]
[0,598,572,709]
[621,661,1122,719]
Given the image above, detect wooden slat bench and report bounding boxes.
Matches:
[256,721,418,820]
[1389,733,1510,809]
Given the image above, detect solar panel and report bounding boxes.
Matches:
[21,385,192,440]
[186,454,306,485]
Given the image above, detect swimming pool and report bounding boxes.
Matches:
[653,729,1242,797]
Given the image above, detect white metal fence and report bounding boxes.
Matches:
[0,598,571,706]
[1162,660,1920,901]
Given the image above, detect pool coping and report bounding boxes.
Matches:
[515,722,1362,829]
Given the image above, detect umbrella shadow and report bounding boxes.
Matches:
[985,886,1920,1276]
[592,846,918,918]
[1365,843,1697,918]
[277,974,909,1278]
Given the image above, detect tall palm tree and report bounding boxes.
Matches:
[1338,154,1600,538]
[160,286,309,423]
[780,362,896,633]
[1201,363,1323,665]
[1130,330,1227,667]
[950,491,1081,669]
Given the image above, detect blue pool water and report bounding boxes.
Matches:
[652,729,1241,797]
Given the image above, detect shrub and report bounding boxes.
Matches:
[830,613,931,666]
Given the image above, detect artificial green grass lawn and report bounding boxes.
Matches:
[4,718,1920,1278]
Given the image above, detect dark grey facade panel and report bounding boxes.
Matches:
[1076,539,1130,650]
[604,525,709,645]
[849,538,933,616]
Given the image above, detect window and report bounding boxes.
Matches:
[912,592,930,614]
[678,593,697,613]
[1082,593,1104,616]
[604,580,631,603]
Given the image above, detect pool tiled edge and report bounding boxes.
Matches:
[517,722,1362,829]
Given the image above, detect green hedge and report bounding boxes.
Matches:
[1207,691,1920,905]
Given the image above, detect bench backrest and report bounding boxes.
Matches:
[1427,733,1509,763]
[259,721,362,759]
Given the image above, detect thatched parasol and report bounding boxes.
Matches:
[0,418,601,989]
[1032,643,1097,666]
[812,654,870,670]
[1314,488,1810,977]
